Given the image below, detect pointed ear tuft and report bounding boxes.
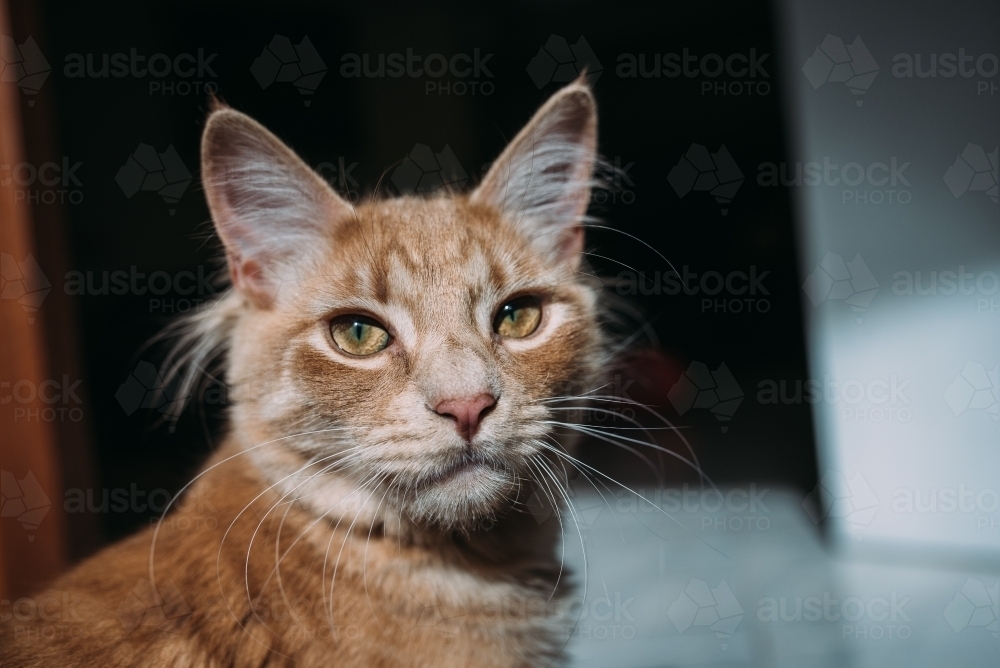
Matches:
[201,109,352,307]
[471,82,598,267]
[207,94,230,113]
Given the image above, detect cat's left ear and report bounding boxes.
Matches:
[471,78,597,268]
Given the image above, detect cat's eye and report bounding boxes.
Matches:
[330,316,391,356]
[493,296,542,339]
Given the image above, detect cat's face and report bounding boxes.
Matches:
[200,81,604,530]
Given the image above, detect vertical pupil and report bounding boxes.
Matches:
[353,322,364,340]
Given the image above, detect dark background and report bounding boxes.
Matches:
[13,0,816,559]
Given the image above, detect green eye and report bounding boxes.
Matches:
[494,296,542,338]
[330,316,391,356]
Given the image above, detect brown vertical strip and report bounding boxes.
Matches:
[7,0,102,562]
[0,0,68,599]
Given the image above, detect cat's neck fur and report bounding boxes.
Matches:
[240,427,563,567]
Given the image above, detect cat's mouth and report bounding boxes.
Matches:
[423,452,492,487]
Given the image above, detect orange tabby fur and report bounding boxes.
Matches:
[2,80,605,667]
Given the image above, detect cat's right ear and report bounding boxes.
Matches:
[201,106,352,308]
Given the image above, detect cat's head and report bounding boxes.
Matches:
[195,81,606,531]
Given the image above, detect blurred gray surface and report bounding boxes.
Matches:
[776,0,1000,554]
[560,1,1000,664]
[561,487,999,667]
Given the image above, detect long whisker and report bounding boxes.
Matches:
[544,421,715,490]
[254,459,352,641]
[362,477,396,621]
[536,442,733,561]
[248,446,368,633]
[540,433,626,547]
[217,450,352,641]
[533,455,571,586]
[543,391,707,484]
[525,455,566,603]
[149,426,357,653]
[547,406,683,429]
[546,420,665,484]
[318,470,384,634]
[580,223,680,277]
[532,453,590,653]
[267,447,371,613]
[148,426,353,586]
[324,472,389,632]
[543,383,614,400]
[247,456,384,641]
[579,251,641,275]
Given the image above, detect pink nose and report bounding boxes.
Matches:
[434,393,496,440]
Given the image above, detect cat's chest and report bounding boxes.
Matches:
[277,526,571,665]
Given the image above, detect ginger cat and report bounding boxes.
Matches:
[2,79,607,667]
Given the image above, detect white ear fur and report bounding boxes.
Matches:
[471,80,598,267]
[201,107,352,307]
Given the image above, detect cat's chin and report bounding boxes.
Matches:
[404,461,516,531]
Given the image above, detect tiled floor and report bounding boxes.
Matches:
[557,487,999,667]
